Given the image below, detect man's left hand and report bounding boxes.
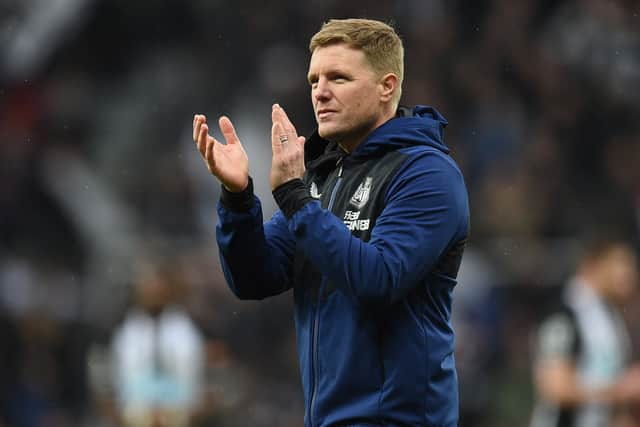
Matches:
[270,104,306,191]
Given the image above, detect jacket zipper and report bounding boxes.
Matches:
[309,159,344,427]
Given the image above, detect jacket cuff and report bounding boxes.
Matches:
[273,179,314,219]
[220,177,254,212]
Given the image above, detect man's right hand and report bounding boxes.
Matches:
[193,114,249,192]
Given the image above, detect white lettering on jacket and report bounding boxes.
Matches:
[343,210,370,231]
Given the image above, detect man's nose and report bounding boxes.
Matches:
[313,79,331,102]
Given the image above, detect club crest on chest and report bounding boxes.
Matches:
[349,177,373,209]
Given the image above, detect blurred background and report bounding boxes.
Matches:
[1,0,639,426]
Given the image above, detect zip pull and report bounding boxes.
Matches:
[336,157,344,178]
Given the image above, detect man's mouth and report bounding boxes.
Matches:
[317,109,336,120]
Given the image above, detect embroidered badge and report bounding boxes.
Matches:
[349,177,372,209]
[310,181,322,199]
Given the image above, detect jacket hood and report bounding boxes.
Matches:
[352,105,449,159]
[305,105,449,171]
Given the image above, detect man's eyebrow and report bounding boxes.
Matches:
[307,68,351,83]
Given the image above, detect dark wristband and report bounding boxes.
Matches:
[273,179,314,219]
[220,177,254,212]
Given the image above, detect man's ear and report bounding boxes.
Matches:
[379,73,399,102]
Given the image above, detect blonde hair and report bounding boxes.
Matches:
[309,18,404,105]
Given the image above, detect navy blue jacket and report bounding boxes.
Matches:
[216,106,469,426]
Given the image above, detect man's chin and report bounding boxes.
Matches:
[318,126,339,141]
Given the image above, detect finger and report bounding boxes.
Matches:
[272,106,297,154]
[193,114,206,142]
[271,121,286,152]
[271,104,284,130]
[297,135,306,150]
[219,116,240,145]
[196,115,207,142]
[197,124,209,157]
[271,105,282,131]
[298,136,307,171]
[205,138,215,171]
[193,115,199,142]
[273,104,297,135]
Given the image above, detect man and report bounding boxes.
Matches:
[193,19,469,427]
[94,259,207,427]
[530,239,640,427]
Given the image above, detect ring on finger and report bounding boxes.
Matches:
[279,134,289,145]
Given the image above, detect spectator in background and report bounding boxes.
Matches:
[530,238,640,427]
[92,258,207,427]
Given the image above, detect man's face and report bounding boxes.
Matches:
[136,270,170,314]
[595,247,638,304]
[308,43,387,150]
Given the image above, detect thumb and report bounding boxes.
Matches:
[218,116,240,145]
[297,135,306,150]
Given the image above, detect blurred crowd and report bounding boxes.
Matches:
[0,0,639,426]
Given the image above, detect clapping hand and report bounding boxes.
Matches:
[193,114,249,192]
[269,104,306,191]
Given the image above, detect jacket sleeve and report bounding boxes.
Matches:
[216,182,296,300]
[279,151,469,307]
